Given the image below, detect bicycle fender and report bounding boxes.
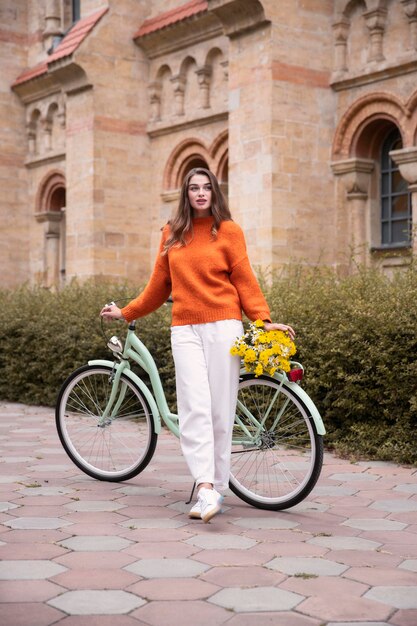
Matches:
[285,380,326,435]
[88,359,161,434]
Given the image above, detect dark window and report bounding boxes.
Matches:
[380,129,412,246]
[72,0,81,22]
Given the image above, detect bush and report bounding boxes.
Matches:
[0,267,416,464]
[266,265,417,465]
[0,280,176,409]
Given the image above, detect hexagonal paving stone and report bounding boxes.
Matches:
[308,536,381,551]
[0,502,19,512]
[48,590,145,614]
[64,500,126,512]
[0,560,67,580]
[120,518,187,529]
[3,517,73,530]
[371,499,417,512]
[58,535,133,551]
[185,534,257,550]
[266,556,348,576]
[326,623,390,626]
[328,473,378,481]
[115,485,170,496]
[124,558,210,578]
[209,586,304,612]
[342,518,406,531]
[313,485,357,496]
[0,475,25,484]
[364,586,417,609]
[400,559,417,572]
[232,517,299,530]
[394,484,417,494]
[19,487,73,496]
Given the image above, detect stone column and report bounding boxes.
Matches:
[148,81,161,121]
[401,0,417,50]
[332,17,350,76]
[331,158,375,266]
[364,9,387,62]
[43,0,62,50]
[170,75,186,116]
[27,124,36,156]
[390,147,417,255]
[195,65,212,109]
[41,117,52,152]
[220,60,229,104]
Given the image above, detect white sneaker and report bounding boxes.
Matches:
[197,487,223,523]
[188,501,201,519]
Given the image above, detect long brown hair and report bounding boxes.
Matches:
[162,167,232,254]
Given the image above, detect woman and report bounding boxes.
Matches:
[101,167,295,523]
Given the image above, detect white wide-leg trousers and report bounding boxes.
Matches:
[170,319,243,492]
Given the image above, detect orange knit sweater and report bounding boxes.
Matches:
[121,216,271,326]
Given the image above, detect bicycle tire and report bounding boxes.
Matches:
[56,364,158,481]
[229,373,323,510]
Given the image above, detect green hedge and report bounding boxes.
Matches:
[0,267,416,464]
[266,265,417,464]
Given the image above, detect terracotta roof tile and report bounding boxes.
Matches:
[134,0,207,38]
[13,6,108,86]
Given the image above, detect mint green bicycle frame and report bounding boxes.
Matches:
[88,322,325,440]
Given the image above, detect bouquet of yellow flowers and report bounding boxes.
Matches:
[230,319,296,377]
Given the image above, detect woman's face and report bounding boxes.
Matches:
[187,173,212,217]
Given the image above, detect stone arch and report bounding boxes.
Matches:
[35,170,66,288]
[27,108,42,155]
[179,55,198,116]
[205,46,226,109]
[36,170,66,214]
[210,130,228,182]
[335,0,373,17]
[332,92,408,159]
[155,63,173,119]
[179,55,197,79]
[163,138,212,190]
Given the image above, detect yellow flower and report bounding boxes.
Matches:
[230,319,297,376]
[243,348,256,363]
[254,363,263,377]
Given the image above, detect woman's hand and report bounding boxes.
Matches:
[263,321,296,341]
[100,304,124,321]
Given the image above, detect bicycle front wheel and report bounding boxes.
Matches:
[56,365,157,481]
[230,374,323,510]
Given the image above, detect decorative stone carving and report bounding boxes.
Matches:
[331,158,375,197]
[401,0,417,49]
[389,147,417,190]
[364,8,387,62]
[170,74,186,116]
[332,17,350,74]
[331,158,375,264]
[148,81,162,121]
[196,65,212,109]
[208,0,270,38]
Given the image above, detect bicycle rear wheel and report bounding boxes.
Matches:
[56,364,157,481]
[230,374,323,510]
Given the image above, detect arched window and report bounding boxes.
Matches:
[179,156,209,183]
[35,171,66,288]
[380,129,412,246]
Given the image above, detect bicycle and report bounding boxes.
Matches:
[55,309,326,511]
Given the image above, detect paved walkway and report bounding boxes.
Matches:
[0,402,416,626]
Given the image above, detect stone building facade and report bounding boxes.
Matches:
[1,0,416,289]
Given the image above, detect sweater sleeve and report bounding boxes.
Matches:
[121,231,172,323]
[229,256,271,322]
[227,223,271,322]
